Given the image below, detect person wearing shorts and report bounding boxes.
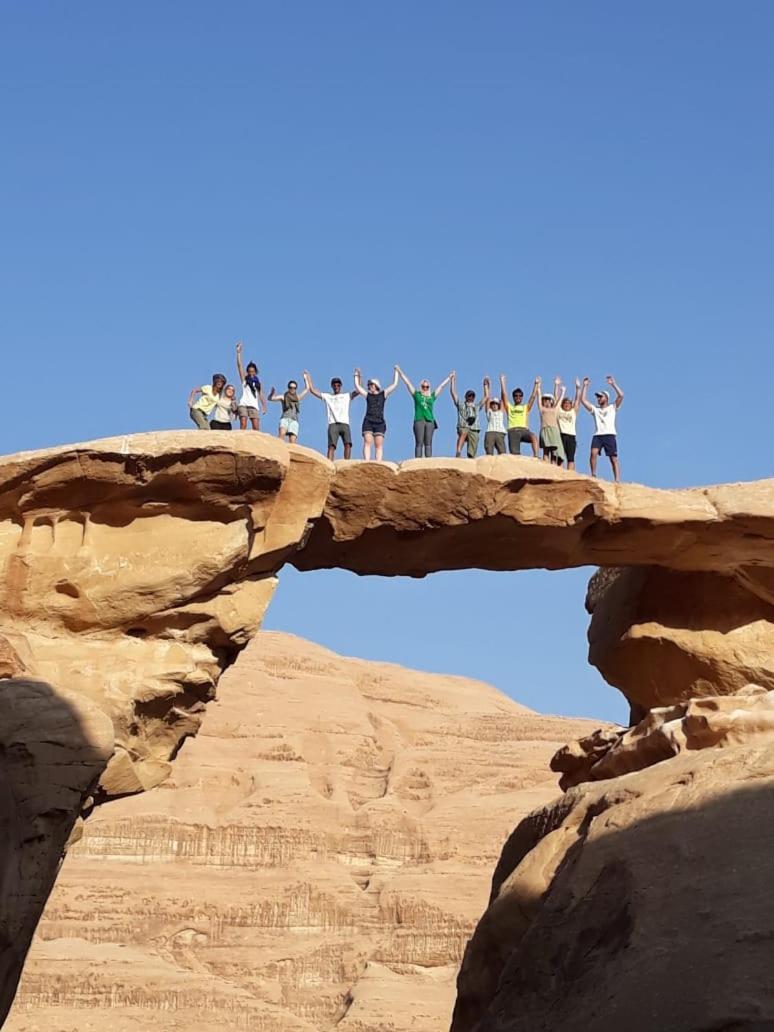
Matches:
[450,372,483,458]
[556,377,581,469]
[396,365,453,458]
[209,383,238,429]
[580,375,624,481]
[499,374,539,456]
[354,366,399,460]
[482,378,507,455]
[235,341,267,430]
[188,372,226,429]
[304,371,359,459]
[268,378,310,444]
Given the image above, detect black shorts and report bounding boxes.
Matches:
[327,422,352,448]
[561,433,577,462]
[209,420,232,430]
[362,419,386,437]
[591,433,618,457]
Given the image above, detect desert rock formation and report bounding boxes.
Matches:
[5,632,595,1032]
[3,431,774,1027]
[452,683,774,1031]
[0,679,113,1026]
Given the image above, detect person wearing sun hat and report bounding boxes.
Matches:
[580,374,624,481]
[354,366,400,460]
[535,375,566,465]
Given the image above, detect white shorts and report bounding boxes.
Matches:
[279,417,299,437]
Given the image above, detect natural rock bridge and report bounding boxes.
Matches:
[1,431,773,1027]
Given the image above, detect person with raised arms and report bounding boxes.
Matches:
[396,366,453,458]
[556,378,582,470]
[500,374,539,457]
[481,376,507,455]
[235,341,267,430]
[354,367,400,460]
[536,376,566,465]
[188,372,226,430]
[580,374,624,481]
[303,371,359,460]
[267,378,310,444]
[450,372,482,458]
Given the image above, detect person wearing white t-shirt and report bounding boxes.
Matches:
[556,377,582,470]
[580,375,624,482]
[304,371,360,459]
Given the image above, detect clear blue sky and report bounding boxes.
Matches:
[3,2,773,724]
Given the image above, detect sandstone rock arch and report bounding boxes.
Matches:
[2,430,773,1026]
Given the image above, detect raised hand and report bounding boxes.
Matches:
[554,375,561,385]
[236,341,243,353]
[583,376,590,386]
[606,374,615,385]
[575,377,581,389]
[268,386,276,399]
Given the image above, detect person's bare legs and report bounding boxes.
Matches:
[530,433,539,457]
[375,434,385,461]
[250,417,260,431]
[610,456,621,482]
[363,432,373,460]
[327,445,336,460]
[344,442,352,459]
[278,425,288,442]
[239,416,248,430]
[590,448,599,477]
[568,460,576,470]
[456,430,467,458]
[287,434,297,445]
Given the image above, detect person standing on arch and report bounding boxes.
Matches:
[396,366,453,458]
[354,367,400,460]
[303,371,359,460]
[580,374,624,481]
[450,372,482,458]
[500,374,539,457]
[235,341,268,430]
[188,372,226,429]
[557,378,582,470]
[267,378,310,444]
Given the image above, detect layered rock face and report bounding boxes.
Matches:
[5,632,594,1032]
[3,431,774,1030]
[452,687,774,1031]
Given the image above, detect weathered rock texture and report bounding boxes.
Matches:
[452,687,774,1031]
[0,679,113,1026]
[3,431,774,1028]
[587,565,774,718]
[5,632,594,1032]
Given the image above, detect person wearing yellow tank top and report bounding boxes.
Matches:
[499,373,539,456]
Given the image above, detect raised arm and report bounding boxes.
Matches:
[267,386,283,404]
[535,376,544,410]
[481,376,491,410]
[303,370,322,399]
[188,386,202,407]
[259,384,268,414]
[607,374,624,409]
[499,374,509,408]
[572,378,582,411]
[353,368,368,397]
[450,371,459,406]
[396,365,415,395]
[297,385,311,401]
[434,372,453,398]
[579,377,594,412]
[526,377,539,411]
[553,376,563,405]
[384,365,400,397]
[236,341,246,383]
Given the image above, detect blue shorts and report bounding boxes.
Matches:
[279,417,300,437]
[591,433,618,457]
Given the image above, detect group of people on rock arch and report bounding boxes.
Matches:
[188,342,625,481]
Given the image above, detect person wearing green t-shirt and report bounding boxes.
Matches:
[396,365,453,457]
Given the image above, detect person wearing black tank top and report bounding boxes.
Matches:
[354,366,399,460]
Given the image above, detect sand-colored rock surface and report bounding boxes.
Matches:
[0,679,113,1026]
[452,715,774,1031]
[5,632,594,1032]
[587,565,774,717]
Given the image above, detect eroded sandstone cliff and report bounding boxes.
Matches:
[5,633,595,1032]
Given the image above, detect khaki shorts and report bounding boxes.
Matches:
[237,405,260,419]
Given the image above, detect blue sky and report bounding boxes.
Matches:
[3,2,773,724]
